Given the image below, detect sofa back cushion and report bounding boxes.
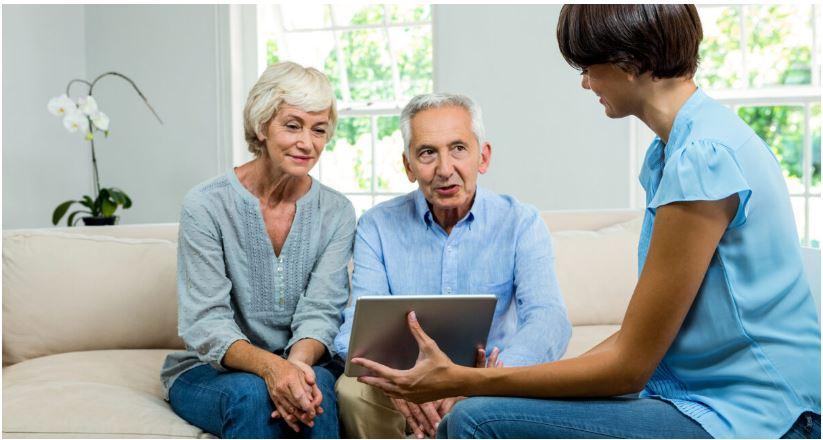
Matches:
[3,231,184,366]
[548,215,642,326]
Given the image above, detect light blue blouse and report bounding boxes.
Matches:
[637,88,821,438]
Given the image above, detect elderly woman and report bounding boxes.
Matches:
[160,61,355,439]
[351,5,820,439]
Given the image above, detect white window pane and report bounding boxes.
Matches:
[745,5,814,87]
[331,3,384,27]
[280,31,336,72]
[809,196,821,248]
[388,4,431,23]
[388,26,433,100]
[375,115,417,193]
[791,196,807,244]
[280,4,331,30]
[347,194,374,218]
[338,29,394,102]
[321,116,372,193]
[696,6,743,89]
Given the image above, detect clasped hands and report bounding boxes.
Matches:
[260,357,323,433]
[355,311,504,439]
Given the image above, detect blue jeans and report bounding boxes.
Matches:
[169,363,341,439]
[438,396,821,439]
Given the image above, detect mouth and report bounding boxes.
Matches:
[287,154,312,164]
[434,184,460,196]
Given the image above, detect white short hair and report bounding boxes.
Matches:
[243,61,337,157]
[400,93,486,158]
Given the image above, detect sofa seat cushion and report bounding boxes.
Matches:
[563,324,621,359]
[2,349,208,438]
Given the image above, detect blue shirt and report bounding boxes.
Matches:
[333,187,571,367]
[637,88,821,438]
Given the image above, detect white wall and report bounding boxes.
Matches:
[2,6,92,229]
[3,5,232,228]
[433,5,634,210]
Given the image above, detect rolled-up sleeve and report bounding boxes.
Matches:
[286,201,356,358]
[498,209,572,367]
[177,195,249,371]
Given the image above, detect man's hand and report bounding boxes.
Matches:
[391,398,442,438]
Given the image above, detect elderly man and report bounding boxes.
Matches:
[332,93,571,439]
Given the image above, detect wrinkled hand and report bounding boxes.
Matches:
[261,358,321,432]
[353,311,459,403]
[391,398,442,438]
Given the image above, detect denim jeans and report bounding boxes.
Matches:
[168,362,341,439]
[438,396,821,439]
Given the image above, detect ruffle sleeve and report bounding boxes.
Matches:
[649,140,752,228]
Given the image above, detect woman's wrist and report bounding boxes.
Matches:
[449,364,478,396]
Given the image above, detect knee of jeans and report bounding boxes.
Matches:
[441,398,493,439]
[223,374,272,420]
[312,366,336,392]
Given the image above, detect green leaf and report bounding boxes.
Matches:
[52,200,76,225]
[101,198,117,217]
[67,210,92,227]
[81,195,94,210]
[111,187,132,209]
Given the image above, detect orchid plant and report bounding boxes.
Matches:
[49,72,162,226]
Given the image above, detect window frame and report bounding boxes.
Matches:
[630,4,821,247]
[257,4,433,211]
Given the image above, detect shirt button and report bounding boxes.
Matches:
[446,287,452,294]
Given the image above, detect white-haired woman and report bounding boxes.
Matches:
[161,61,355,439]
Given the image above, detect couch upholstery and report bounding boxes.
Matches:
[0,210,671,437]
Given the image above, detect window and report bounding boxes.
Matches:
[631,4,821,247]
[257,4,433,216]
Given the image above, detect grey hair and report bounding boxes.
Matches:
[400,93,486,158]
[243,61,338,157]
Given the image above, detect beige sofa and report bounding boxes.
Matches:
[1,209,786,438]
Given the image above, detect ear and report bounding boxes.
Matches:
[402,153,417,183]
[478,142,492,174]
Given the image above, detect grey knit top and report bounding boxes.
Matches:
[160,171,355,398]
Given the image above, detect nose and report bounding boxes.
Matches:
[296,128,313,151]
[435,154,454,178]
[581,73,590,90]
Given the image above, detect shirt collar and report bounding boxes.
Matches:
[412,187,483,229]
[664,87,706,160]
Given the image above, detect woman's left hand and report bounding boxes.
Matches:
[352,311,462,404]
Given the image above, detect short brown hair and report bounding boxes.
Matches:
[556,4,703,79]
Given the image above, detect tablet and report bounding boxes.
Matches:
[344,295,497,377]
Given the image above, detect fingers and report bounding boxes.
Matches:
[351,357,400,379]
[438,397,457,416]
[487,347,500,368]
[272,398,303,432]
[288,380,316,416]
[393,398,425,439]
[357,375,403,397]
[407,401,435,438]
[407,311,435,349]
[420,402,442,436]
[475,347,487,368]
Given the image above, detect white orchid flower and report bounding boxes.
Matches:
[62,109,89,134]
[47,94,77,116]
[90,111,110,131]
[78,96,99,115]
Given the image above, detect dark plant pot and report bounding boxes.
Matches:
[82,216,119,226]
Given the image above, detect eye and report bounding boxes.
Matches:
[455,144,467,151]
[419,148,434,157]
[313,127,327,135]
[285,122,301,130]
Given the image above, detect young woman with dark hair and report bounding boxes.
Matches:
[350,4,821,438]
